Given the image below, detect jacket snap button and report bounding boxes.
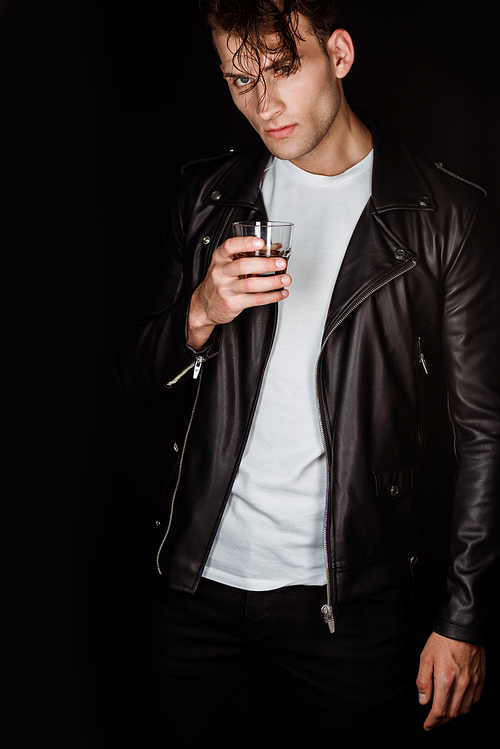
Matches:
[395,249,405,260]
[202,236,211,245]
[211,190,222,200]
[419,196,430,206]
[388,485,399,497]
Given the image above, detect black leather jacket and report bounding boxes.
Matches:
[113,114,500,643]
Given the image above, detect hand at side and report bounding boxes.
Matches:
[416,631,486,731]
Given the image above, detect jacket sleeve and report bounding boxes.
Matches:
[112,174,219,407]
[433,195,500,644]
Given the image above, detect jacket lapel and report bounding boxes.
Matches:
[322,199,417,341]
[322,112,436,339]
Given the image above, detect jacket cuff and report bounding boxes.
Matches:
[184,288,223,360]
[433,618,487,645]
[185,324,222,359]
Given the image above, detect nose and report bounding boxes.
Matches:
[255,79,282,120]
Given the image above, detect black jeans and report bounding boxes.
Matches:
[136,576,427,747]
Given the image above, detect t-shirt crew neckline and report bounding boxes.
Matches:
[272,149,374,187]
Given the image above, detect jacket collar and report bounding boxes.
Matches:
[359,110,436,213]
[203,110,436,213]
[202,146,271,208]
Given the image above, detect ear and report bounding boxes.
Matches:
[326,29,355,79]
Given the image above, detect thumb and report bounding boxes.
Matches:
[416,664,433,705]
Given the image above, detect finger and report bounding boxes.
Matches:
[424,697,451,730]
[235,271,291,295]
[423,673,452,731]
[446,677,474,721]
[230,255,288,279]
[416,659,433,707]
[435,652,487,722]
[217,236,265,259]
[242,287,290,308]
[462,663,486,711]
[434,672,480,725]
[473,672,485,703]
[459,676,480,716]
[473,649,487,704]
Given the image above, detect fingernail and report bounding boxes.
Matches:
[276,258,286,269]
[253,238,263,247]
[418,693,426,704]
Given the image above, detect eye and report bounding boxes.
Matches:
[275,65,293,77]
[234,76,252,88]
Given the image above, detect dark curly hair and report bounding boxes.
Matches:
[199,1,341,87]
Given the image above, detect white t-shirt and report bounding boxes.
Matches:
[203,151,373,590]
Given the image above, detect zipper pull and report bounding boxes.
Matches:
[192,356,205,380]
[321,604,336,633]
[419,353,429,374]
[417,337,429,374]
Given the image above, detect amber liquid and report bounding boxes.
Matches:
[235,245,288,278]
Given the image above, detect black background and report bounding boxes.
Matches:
[4,1,498,746]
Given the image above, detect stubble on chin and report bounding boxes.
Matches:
[261,128,327,163]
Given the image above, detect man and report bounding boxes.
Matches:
[113,1,499,744]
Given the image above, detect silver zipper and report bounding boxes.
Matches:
[192,355,204,379]
[156,363,204,574]
[163,355,206,387]
[417,337,429,374]
[316,259,417,633]
[416,337,428,449]
[164,361,196,387]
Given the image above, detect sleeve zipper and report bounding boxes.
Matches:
[192,355,204,379]
[164,355,206,387]
[419,354,429,374]
[417,337,429,374]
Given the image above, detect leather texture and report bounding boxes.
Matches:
[113,113,500,644]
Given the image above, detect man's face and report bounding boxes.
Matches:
[214,17,344,169]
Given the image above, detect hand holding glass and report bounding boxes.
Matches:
[232,221,293,282]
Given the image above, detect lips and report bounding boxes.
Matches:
[265,124,296,139]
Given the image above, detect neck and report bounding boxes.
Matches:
[290,101,373,177]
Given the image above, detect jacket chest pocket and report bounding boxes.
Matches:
[374,465,414,500]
